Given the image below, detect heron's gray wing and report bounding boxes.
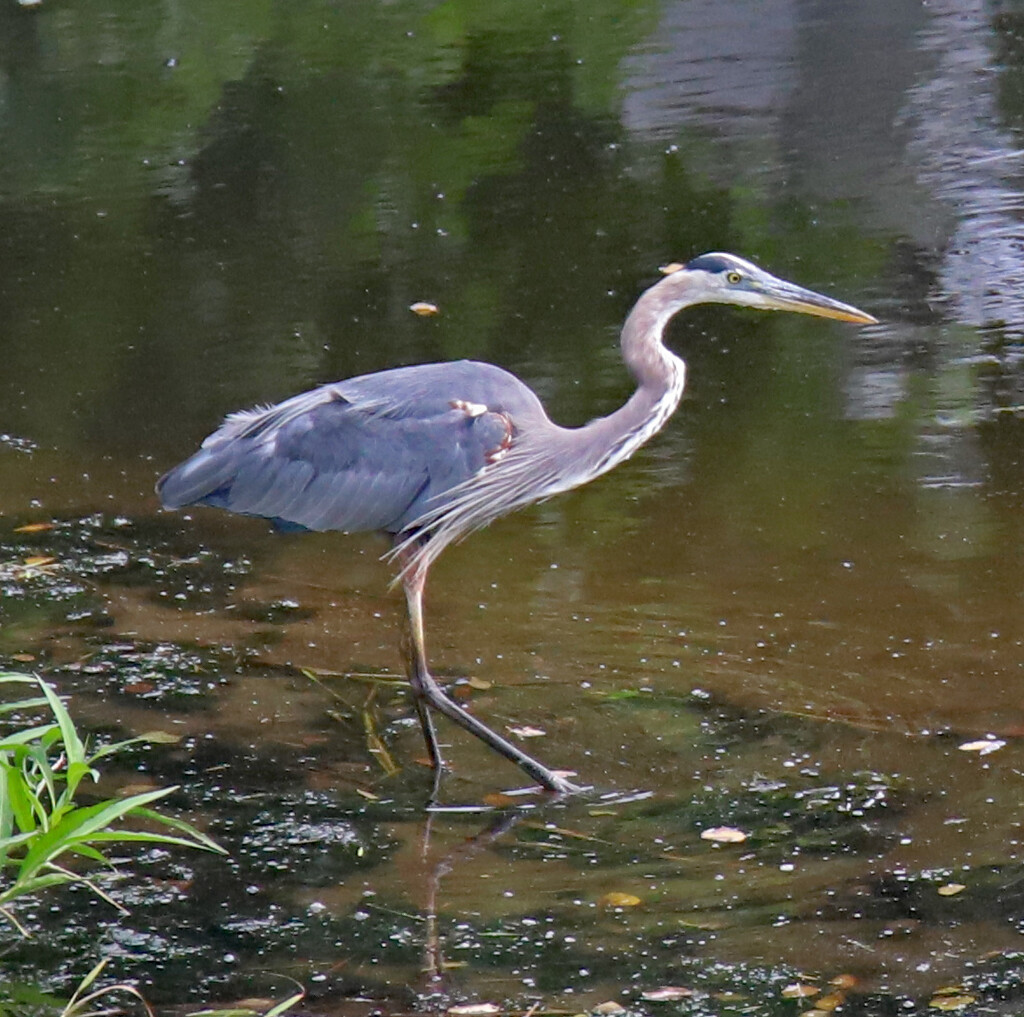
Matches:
[157,374,516,535]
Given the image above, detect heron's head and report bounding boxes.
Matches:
[675,252,876,324]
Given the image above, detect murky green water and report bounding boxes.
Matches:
[3,1,1024,1013]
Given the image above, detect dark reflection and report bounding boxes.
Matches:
[418,809,527,999]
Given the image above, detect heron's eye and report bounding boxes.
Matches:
[726,271,743,285]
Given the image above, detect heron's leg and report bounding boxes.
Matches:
[399,560,580,796]
[398,572,446,785]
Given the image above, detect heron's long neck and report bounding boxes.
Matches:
[573,284,688,482]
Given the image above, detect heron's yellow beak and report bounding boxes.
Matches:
[761,278,877,324]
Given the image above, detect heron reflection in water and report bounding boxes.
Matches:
[158,253,876,796]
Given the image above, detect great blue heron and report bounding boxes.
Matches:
[157,253,875,796]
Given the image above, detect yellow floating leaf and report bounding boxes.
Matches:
[592,1003,626,1015]
[640,987,693,1002]
[928,995,975,1011]
[958,739,1005,755]
[659,262,685,275]
[466,676,492,690]
[781,984,819,999]
[14,522,54,533]
[11,653,35,663]
[23,556,56,567]
[700,826,748,844]
[447,1004,501,1016]
[410,301,440,317]
[599,892,642,908]
[937,883,966,897]
[356,788,380,801]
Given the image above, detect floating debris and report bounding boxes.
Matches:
[598,891,642,908]
[958,739,1005,756]
[410,301,440,316]
[640,987,694,1001]
[700,826,748,844]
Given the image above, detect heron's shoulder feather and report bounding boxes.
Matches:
[211,360,543,445]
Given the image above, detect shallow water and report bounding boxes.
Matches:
[3,1,1024,1013]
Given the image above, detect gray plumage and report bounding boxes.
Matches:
[158,360,544,546]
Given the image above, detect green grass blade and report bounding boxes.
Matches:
[17,788,176,880]
[0,871,76,906]
[0,764,38,833]
[33,679,85,764]
[130,807,226,854]
[0,723,59,747]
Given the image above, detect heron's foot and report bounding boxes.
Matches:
[534,770,586,796]
[548,779,586,796]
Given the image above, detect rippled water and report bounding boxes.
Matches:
[2,1,1024,1012]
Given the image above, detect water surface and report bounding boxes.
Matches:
[2,1,1024,1012]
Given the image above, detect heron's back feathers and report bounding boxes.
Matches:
[156,360,547,538]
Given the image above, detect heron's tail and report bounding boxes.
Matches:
[156,449,236,510]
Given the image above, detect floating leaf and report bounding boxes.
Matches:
[138,730,181,744]
[482,791,516,808]
[599,892,642,908]
[355,788,380,801]
[508,725,546,739]
[815,993,845,1011]
[937,883,966,897]
[122,680,155,695]
[830,975,858,989]
[466,676,492,691]
[14,522,53,533]
[11,653,35,663]
[678,917,728,930]
[592,1003,626,1015]
[23,556,57,567]
[958,738,1005,755]
[641,987,693,1001]
[781,984,819,999]
[700,826,748,844]
[659,263,685,275]
[447,1004,500,1016]
[116,782,162,797]
[928,995,974,1011]
[410,301,440,317]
